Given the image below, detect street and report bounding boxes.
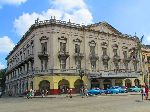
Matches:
[0,94,150,112]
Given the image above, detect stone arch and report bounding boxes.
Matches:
[39,80,50,91]
[103,79,111,89]
[115,79,123,86]
[91,79,99,88]
[125,79,132,88]
[58,79,70,94]
[74,79,84,93]
[134,79,140,87]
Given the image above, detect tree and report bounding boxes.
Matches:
[0,68,6,92]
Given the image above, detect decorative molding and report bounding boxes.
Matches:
[40,36,48,41]
[89,40,96,46]
[73,38,82,43]
[112,44,118,49]
[101,42,108,46]
[58,36,67,41]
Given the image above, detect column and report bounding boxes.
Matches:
[28,61,31,71]
[25,63,27,72]
[111,79,115,86]
[122,79,125,86]
[99,79,104,89]
[131,79,135,86]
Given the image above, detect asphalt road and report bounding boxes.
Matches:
[0,94,150,112]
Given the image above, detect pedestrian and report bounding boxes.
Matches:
[68,88,72,98]
[27,89,32,99]
[145,85,149,100]
[41,89,45,97]
[141,85,145,101]
[80,86,84,98]
[45,89,48,96]
[84,87,88,98]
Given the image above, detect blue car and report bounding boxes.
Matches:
[88,88,105,95]
[105,86,120,94]
[128,86,141,92]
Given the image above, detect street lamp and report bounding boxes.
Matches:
[79,69,84,81]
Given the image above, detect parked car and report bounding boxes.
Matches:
[120,86,128,93]
[105,86,120,94]
[128,86,141,92]
[88,88,105,95]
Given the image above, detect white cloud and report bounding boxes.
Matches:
[14,0,93,36]
[0,0,27,5]
[0,36,15,53]
[0,62,5,69]
[143,35,150,45]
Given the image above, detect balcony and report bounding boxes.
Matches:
[89,54,99,61]
[25,53,34,61]
[113,55,121,62]
[58,51,70,60]
[123,57,131,63]
[74,52,84,60]
[132,58,139,63]
[38,52,48,59]
[101,54,110,61]
[87,70,141,78]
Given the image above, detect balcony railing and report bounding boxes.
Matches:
[87,70,141,78]
[6,53,34,74]
[38,52,48,58]
[89,53,99,61]
[58,51,70,59]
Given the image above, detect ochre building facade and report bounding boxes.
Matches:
[5,18,142,95]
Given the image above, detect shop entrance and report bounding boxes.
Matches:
[103,79,111,89]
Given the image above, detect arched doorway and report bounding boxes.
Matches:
[103,79,111,89]
[39,80,50,91]
[91,79,99,88]
[115,79,123,86]
[58,79,70,94]
[125,79,132,88]
[134,79,140,87]
[74,79,84,93]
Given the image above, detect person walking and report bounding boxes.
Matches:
[141,86,145,101]
[80,86,84,98]
[84,87,88,98]
[67,88,72,98]
[41,89,45,98]
[145,85,149,100]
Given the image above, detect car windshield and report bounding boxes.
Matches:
[110,87,117,89]
[131,86,136,88]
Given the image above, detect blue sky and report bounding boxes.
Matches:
[0,0,150,69]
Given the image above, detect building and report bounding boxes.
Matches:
[5,18,142,95]
[141,45,150,86]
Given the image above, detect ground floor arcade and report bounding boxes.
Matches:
[6,75,143,95]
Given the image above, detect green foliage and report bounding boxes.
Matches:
[0,68,6,91]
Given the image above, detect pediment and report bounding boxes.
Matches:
[88,22,122,35]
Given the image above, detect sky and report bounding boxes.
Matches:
[0,0,150,69]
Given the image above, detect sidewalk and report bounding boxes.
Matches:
[32,94,81,98]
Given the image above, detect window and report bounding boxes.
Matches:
[90,46,95,54]
[60,60,66,70]
[41,42,47,53]
[60,42,66,52]
[123,51,127,58]
[75,44,80,53]
[113,49,118,56]
[102,48,107,55]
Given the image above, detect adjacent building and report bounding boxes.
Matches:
[141,45,150,86]
[5,18,142,95]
